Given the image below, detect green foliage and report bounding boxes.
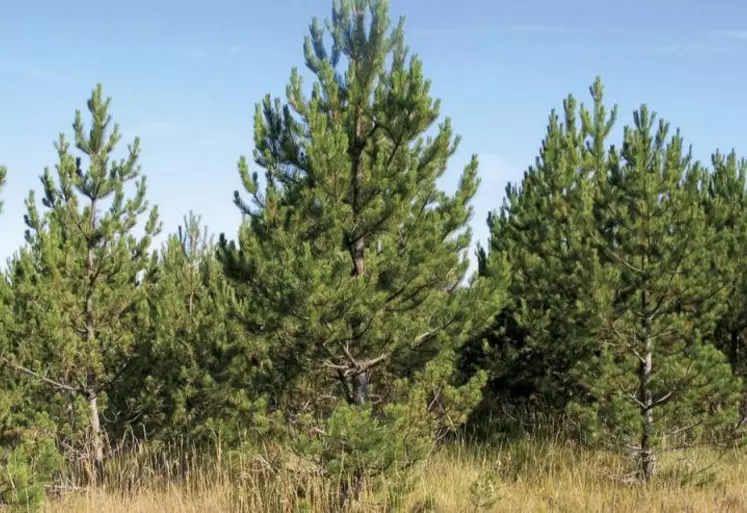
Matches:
[0,414,62,511]
[706,151,747,387]
[2,84,160,473]
[574,89,743,478]
[218,0,503,491]
[1,0,747,498]
[475,78,744,479]
[115,212,267,447]
[471,78,614,430]
[297,401,430,489]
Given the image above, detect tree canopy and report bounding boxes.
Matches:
[0,1,746,509]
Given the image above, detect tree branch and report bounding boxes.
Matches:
[648,390,674,410]
[0,355,80,393]
[337,340,358,368]
[359,352,389,372]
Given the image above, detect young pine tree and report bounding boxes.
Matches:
[1,85,160,479]
[1,176,33,439]
[219,0,503,491]
[116,212,257,446]
[587,105,742,481]
[471,80,614,434]
[0,165,7,393]
[706,151,747,393]
[0,168,12,429]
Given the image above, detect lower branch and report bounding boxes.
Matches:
[0,355,80,393]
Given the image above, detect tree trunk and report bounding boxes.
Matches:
[84,197,103,479]
[351,371,369,406]
[350,105,365,278]
[640,350,654,481]
[352,238,365,276]
[87,389,105,482]
[731,329,740,369]
[345,105,369,406]
[639,292,655,482]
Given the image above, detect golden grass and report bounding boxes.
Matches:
[44,440,747,513]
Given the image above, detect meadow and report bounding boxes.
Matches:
[3,2,747,512]
[43,438,747,513]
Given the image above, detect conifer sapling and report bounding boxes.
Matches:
[1,85,160,480]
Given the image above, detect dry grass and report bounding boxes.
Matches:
[43,440,747,513]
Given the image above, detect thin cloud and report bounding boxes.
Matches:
[169,42,248,62]
[582,33,740,59]
[131,120,184,140]
[714,30,747,41]
[647,41,707,56]
[504,24,565,34]
[409,24,564,39]
[643,31,747,57]
[135,42,247,64]
[0,56,80,86]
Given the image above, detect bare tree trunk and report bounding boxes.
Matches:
[639,290,655,482]
[87,389,105,482]
[351,371,368,406]
[84,197,104,480]
[346,105,369,406]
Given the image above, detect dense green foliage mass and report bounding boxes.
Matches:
[1,0,746,508]
[214,1,503,496]
[2,86,160,486]
[476,81,746,480]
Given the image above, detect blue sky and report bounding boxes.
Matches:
[1,0,746,273]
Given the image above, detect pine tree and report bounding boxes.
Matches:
[470,79,615,433]
[706,151,747,390]
[0,166,12,433]
[218,0,503,491]
[1,85,160,479]
[586,103,742,481]
[0,164,7,413]
[114,212,258,446]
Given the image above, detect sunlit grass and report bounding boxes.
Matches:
[45,438,747,512]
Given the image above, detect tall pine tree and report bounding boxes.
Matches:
[1,85,160,479]
[470,79,614,434]
[219,0,503,489]
[586,103,742,481]
[706,151,747,390]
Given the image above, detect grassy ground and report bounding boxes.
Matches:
[45,441,747,512]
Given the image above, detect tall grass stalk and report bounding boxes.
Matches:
[42,435,747,512]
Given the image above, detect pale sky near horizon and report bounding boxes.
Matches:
[1,0,746,275]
